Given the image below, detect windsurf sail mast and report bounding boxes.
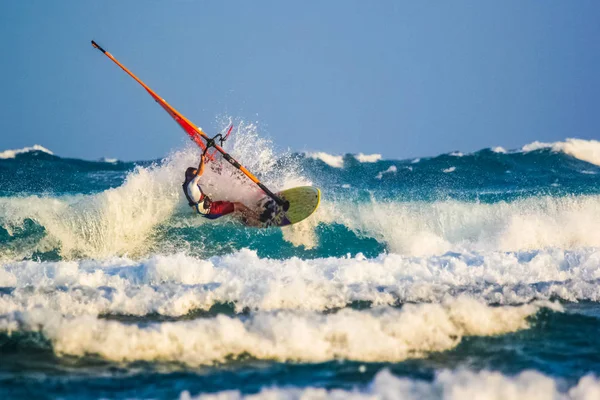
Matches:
[91,40,287,208]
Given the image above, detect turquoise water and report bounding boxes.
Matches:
[1,138,600,399]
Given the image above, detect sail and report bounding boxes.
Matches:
[91,40,209,153]
[150,93,208,152]
[91,40,286,206]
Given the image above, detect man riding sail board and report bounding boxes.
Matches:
[183,153,262,225]
[90,40,320,228]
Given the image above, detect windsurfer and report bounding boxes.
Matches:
[183,153,262,226]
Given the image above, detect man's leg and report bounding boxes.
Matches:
[233,202,262,226]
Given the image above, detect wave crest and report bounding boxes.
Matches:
[0,144,53,159]
[0,297,551,365]
[0,248,593,317]
[522,138,600,166]
[182,368,600,400]
[316,195,600,256]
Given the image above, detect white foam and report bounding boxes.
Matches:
[443,166,456,173]
[305,152,344,168]
[305,152,382,167]
[375,165,397,179]
[3,192,600,285]
[0,122,307,260]
[492,146,508,154]
[522,141,557,152]
[315,195,600,256]
[522,138,600,166]
[0,157,184,259]
[0,144,53,159]
[0,297,550,365]
[354,153,383,163]
[449,151,464,157]
[99,157,118,163]
[182,368,600,400]
[0,247,591,316]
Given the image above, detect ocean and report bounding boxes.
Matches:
[2,130,600,399]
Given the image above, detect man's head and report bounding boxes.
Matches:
[185,167,197,181]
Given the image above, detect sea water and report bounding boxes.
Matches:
[1,129,600,399]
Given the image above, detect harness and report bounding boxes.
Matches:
[182,179,212,215]
[181,127,231,216]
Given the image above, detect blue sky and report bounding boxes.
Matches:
[1,1,599,161]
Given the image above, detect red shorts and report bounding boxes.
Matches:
[206,201,235,219]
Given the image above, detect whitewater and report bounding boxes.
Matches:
[1,132,600,399]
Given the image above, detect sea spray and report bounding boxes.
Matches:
[0,122,309,260]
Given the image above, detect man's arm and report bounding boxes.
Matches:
[196,154,206,177]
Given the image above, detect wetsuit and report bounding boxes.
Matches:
[183,175,235,219]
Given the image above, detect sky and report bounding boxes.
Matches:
[1,1,599,161]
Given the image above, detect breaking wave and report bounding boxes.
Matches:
[0,123,309,260]
[2,136,600,398]
[2,166,600,259]
[0,144,53,159]
[0,248,595,317]
[522,138,600,167]
[308,194,600,256]
[0,297,552,365]
[304,152,383,168]
[182,368,600,400]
